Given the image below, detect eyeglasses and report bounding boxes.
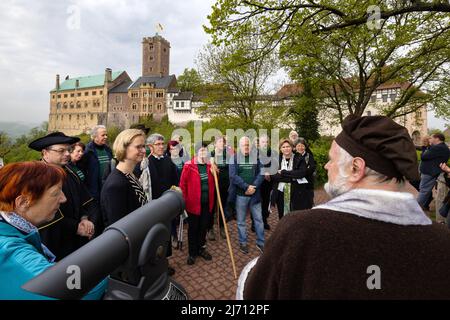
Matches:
[131,144,146,150]
[153,142,165,147]
[47,148,70,154]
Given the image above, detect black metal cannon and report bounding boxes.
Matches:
[22,190,188,300]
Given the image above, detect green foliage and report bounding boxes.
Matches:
[291,78,320,142]
[310,137,333,187]
[139,115,177,140]
[106,126,122,147]
[4,122,48,163]
[177,68,204,94]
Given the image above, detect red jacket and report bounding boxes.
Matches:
[179,158,215,215]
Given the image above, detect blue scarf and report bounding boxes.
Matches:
[0,211,56,262]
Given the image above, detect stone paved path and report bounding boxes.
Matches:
[170,189,330,300]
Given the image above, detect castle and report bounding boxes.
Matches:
[48,34,181,135]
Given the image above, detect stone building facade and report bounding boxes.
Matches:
[48,69,131,136]
[48,34,176,135]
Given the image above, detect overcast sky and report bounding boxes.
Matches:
[0,0,447,130]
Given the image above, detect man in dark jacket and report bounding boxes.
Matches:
[29,132,100,260]
[80,125,113,201]
[418,133,450,208]
[238,116,450,299]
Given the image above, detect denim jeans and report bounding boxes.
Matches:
[235,195,264,247]
[418,174,437,208]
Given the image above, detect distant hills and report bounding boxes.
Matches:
[0,121,44,139]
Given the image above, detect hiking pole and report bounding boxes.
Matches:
[210,158,237,279]
[177,212,184,250]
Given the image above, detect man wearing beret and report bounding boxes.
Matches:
[29,132,100,260]
[238,116,450,299]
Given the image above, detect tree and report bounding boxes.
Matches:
[177,68,204,93]
[290,78,320,142]
[0,131,12,159]
[206,0,450,122]
[196,36,283,130]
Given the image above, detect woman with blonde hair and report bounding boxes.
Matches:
[101,129,148,227]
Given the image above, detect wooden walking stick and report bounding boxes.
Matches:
[210,158,237,279]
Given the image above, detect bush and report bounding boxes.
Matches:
[310,136,332,187]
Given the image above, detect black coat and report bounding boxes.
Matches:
[271,151,316,211]
[39,165,100,261]
[101,169,144,227]
[147,155,179,199]
[420,142,450,177]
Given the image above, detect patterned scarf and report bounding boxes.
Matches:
[278,156,293,215]
[125,173,148,206]
[0,211,56,262]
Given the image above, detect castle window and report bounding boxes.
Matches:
[71,93,75,97]
[63,102,68,109]
[57,94,61,98]
[156,92,164,98]
[52,95,55,99]
[131,92,139,98]
[115,95,122,103]
[149,56,153,61]
[77,115,80,120]
[132,103,137,111]
[143,104,147,111]
[92,91,97,96]
[99,90,103,95]
[76,102,81,108]
[57,103,61,109]
[85,101,88,108]
[69,115,72,120]
[85,92,89,96]
[70,102,74,109]
[90,114,94,120]
[157,103,162,111]
[77,92,81,97]
[64,94,68,98]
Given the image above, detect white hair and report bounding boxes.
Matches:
[147,133,164,145]
[91,125,106,139]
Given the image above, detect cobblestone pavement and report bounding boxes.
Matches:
[170,189,330,300]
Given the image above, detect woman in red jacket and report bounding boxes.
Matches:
[179,142,216,265]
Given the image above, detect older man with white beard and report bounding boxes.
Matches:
[237,115,450,300]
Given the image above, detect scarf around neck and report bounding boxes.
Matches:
[0,211,56,262]
[314,188,431,226]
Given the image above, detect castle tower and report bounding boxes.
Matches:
[142,35,170,77]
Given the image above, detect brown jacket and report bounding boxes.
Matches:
[244,209,450,299]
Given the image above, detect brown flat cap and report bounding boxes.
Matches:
[335,115,419,181]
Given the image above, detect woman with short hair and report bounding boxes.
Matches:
[101,129,148,227]
[69,142,86,181]
[0,161,106,299]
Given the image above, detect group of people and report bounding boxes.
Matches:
[2,114,450,299]
[414,133,450,223]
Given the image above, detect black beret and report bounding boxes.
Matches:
[29,132,80,151]
[335,115,419,181]
[129,123,150,135]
